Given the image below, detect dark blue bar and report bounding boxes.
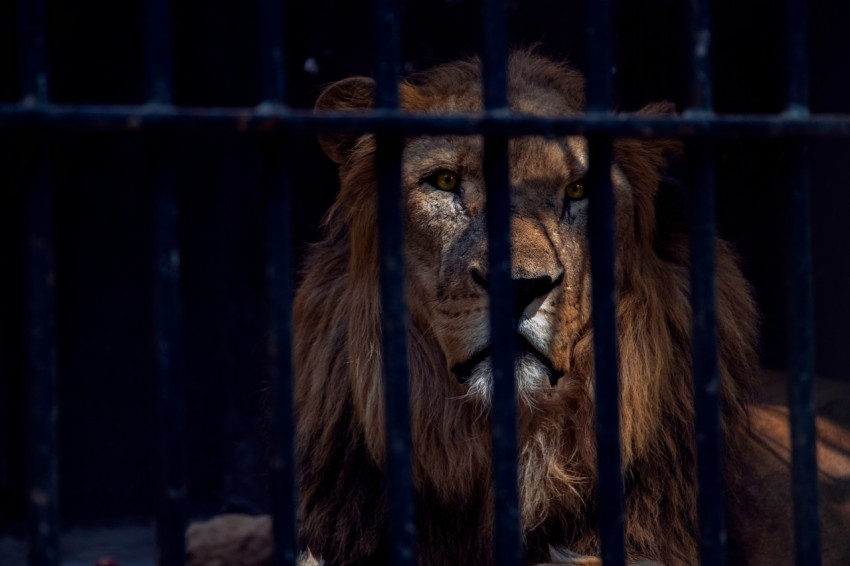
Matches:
[585,0,614,112]
[585,1,626,564]
[20,0,58,563]
[481,2,521,564]
[150,138,186,566]
[784,2,820,563]
[483,136,522,566]
[143,1,183,563]
[19,0,49,104]
[265,135,299,566]
[687,3,728,564]
[24,139,60,566]
[786,0,809,112]
[144,0,174,104]
[481,0,508,109]
[586,139,626,566]
[373,1,416,564]
[689,0,714,111]
[259,0,297,563]
[3,105,850,137]
[784,142,821,566]
[259,0,285,105]
[376,135,415,565]
[374,0,401,109]
[688,142,726,566]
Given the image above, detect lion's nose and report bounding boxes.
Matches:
[514,273,562,318]
[470,268,563,320]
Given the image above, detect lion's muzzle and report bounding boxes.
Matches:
[450,335,564,387]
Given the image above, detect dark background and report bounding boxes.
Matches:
[1,0,848,535]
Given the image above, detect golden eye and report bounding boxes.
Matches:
[565,180,587,200]
[427,169,460,192]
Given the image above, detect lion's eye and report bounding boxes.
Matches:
[425,169,461,192]
[565,180,587,200]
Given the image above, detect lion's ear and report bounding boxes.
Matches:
[615,102,683,183]
[615,102,684,244]
[632,101,684,161]
[315,76,376,164]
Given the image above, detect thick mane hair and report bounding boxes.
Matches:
[293,51,759,565]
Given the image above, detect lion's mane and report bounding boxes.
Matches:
[293,51,758,565]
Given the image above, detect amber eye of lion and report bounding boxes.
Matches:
[427,169,460,192]
[565,180,587,200]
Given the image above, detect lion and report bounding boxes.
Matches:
[186,51,850,565]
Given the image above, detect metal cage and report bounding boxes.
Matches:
[2,0,846,564]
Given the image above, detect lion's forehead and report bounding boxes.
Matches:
[412,75,580,116]
[402,135,588,188]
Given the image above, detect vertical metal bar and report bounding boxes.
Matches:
[19,0,49,105]
[150,138,185,566]
[586,1,625,564]
[260,0,297,564]
[265,134,298,566]
[686,2,727,565]
[585,0,614,113]
[687,141,726,566]
[481,2,521,565]
[145,0,184,564]
[784,3,820,564]
[786,0,809,114]
[481,0,508,111]
[144,0,173,105]
[784,142,820,566]
[688,0,713,112]
[483,136,521,566]
[374,0,416,564]
[20,0,58,564]
[374,0,401,110]
[24,139,60,566]
[586,139,625,566]
[259,0,285,105]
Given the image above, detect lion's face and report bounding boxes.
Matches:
[316,54,660,412]
[403,133,619,406]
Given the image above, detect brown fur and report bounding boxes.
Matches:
[294,51,758,565]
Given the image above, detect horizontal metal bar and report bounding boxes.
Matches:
[3,105,850,137]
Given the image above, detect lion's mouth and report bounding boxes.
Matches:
[450,335,564,387]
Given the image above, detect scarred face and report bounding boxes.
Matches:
[402,128,642,409]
